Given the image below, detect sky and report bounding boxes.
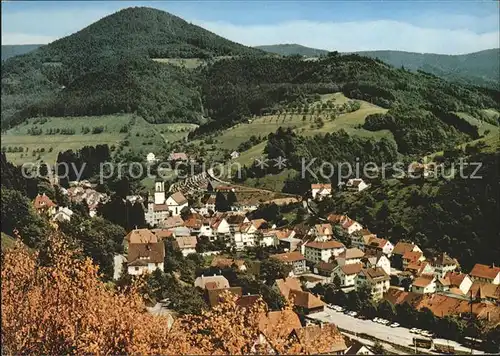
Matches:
[2,1,499,54]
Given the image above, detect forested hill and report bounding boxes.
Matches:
[357,49,500,89]
[197,54,499,154]
[1,44,43,61]
[255,44,329,57]
[1,7,264,128]
[256,44,499,89]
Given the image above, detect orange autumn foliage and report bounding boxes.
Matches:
[1,232,344,354]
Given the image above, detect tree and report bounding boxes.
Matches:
[378,300,396,321]
[371,341,385,354]
[418,307,436,331]
[0,188,49,248]
[260,259,288,285]
[2,232,342,354]
[215,192,230,212]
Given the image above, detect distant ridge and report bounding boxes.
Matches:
[255,44,499,89]
[1,44,44,61]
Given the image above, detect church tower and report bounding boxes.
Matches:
[154,180,165,205]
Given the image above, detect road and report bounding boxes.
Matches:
[307,306,484,355]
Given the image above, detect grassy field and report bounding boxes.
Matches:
[209,93,390,152]
[1,114,197,165]
[152,58,205,69]
[423,110,500,161]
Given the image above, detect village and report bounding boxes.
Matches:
[30,159,500,355]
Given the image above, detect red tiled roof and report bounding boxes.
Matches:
[340,263,363,275]
[33,194,56,210]
[393,241,419,255]
[271,251,305,263]
[470,264,500,280]
[339,248,365,259]
[289,290,325,309]
[311,183,331,190]
[293,324,347,353]
[413,274,435,288]
[305,240,345,250]
[126,229,159,244]
[403,251,423,263]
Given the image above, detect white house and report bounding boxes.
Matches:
[233,222,257,250]
[336,248,365,266]
[127,242,165,276]
[271,252,308,276]
[52,206,74,223]
[332,263,363,288]
[362,254,391,276]
[211,217,231,236]
[437,272,473,296]
[327,214,363,235]
[146,152,158,164]
[470,264,500,285]
[356,267,390,300]
[412,274,437,294]
[365,237,394,256]
[173,236,198,257]
[311,183,332,200]
[346,178,369,192]
[166,192,188,216]
[230,151,240,159]
[431,253,459,279]
[303,240,345,263]
[308,223,334,242]
[345,341,374,355]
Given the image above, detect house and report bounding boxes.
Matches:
[274,277,325,315]
[333,263,363,288]
[289,289,325,314]
[230,151,240,159]
[314,261,336,277]
[437,272,473,296]
[172,236,198,257]
[356,267,390,300]
[311,183,332,200]
[308,223,334,241]
[291,324,347,354]
[304,240,345,263]
[351,229,375,250]
[183,214,204,235]
[124,229,159,249]
[206,286,243,308]
[233,222,257,250]
[364,237,394,256]
[412,274,437,294]
[392,241,422,269]
[33,193,57,215]
[146,152,157,163]
[159,215,185,229]
[254,310,302,354]
[345,340,374,355]
[271,252,307,276]
[203,194,216,214]
[127,241,165,275]
[336,248,365,266]
[430,253,459,278]
[406,261,434,277]
[211,256,247,271]
[276,230,300,251]
[194,275,230,290]
[51,206,74,223]
[402,251,426,270]
[327,214,363,235]
[469,281,500,304]
[470,264,500,285]
[211,216,231,237]
[168,152,189,162]
[151,229,174,240]
[345,178,369,192]
[361,253,391,276]
[165,192,188,216]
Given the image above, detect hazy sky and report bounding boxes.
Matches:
[2,1,499,54]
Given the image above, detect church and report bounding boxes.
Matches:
[145,181,189,227]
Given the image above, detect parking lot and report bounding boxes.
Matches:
[307,306,484,354]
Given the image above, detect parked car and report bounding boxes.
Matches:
[349,311,358,317]
[410,328,419,333]
[373,317,380,323]
[415,329,423,335]
[337,307,344,312]
[421,331,433,337]
[390,322,400,328]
